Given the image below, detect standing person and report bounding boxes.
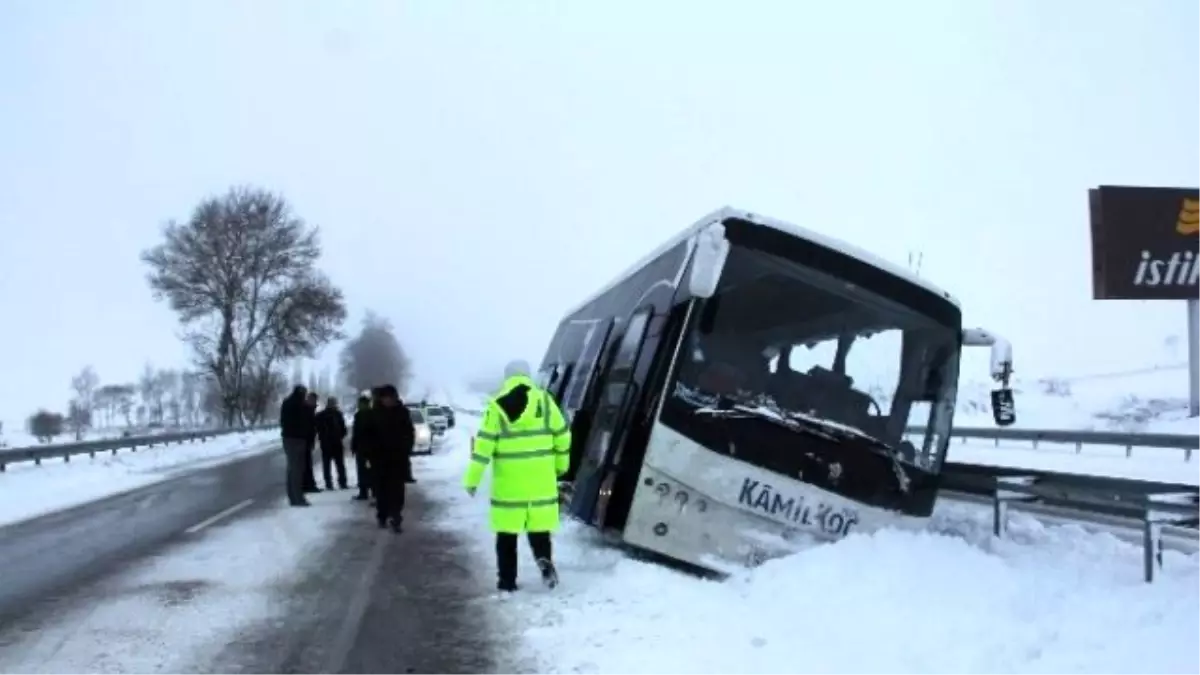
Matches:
[372,384,415,533]
[302,392,321,493]
[350,394,375,502]
[316,397,349,490]
[279,385,312,508]
[463,360,572,592]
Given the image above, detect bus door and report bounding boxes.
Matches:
[569,307,659,527]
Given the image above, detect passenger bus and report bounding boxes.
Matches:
[536,207,1016,572]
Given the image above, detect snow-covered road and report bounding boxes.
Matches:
[0,440,505,674]
[0,426,1195,673]
[0,429,280,527]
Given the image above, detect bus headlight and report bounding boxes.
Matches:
[655,482,670,497]
[674,490,689,506]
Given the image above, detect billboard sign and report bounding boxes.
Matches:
[1088,185,1199,300]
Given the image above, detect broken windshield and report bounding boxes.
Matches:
[667,244,960,472]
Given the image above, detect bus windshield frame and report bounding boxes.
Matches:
[661,234,961,477]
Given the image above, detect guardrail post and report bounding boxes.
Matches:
[992,476,1038,538]
[1075,441,1082,454]
[1142,492,1197,583]
[1126,444,1133,459]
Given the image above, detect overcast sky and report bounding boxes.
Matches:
[1,0,1196,419]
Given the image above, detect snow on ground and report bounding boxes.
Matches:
[955,363,1196,434]
[427,428,1199,675]
[0,423,202,450]
[0,429,279,527]
[948,440,1198,485]
[0,488,360,674]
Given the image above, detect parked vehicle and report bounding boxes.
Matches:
[406,406,434,455]
[537,207,1016,573]
[425,406,449,435]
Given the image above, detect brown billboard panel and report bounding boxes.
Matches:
[1088,185,1199,300]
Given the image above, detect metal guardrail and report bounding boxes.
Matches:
[942,462,1198,583]
[0,425,278,471]
[908,425,1199,460]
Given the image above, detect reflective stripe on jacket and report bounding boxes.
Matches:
[463,374,572,533]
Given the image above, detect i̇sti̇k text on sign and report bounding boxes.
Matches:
[1088,185,1199,301]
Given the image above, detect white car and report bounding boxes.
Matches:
[409,408,433,455]
[425,407,449,435]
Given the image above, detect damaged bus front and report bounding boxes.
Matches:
[544,208,1015,572]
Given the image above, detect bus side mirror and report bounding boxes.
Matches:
[962,327,1017,428]
[687,222,730,299]
[991,388,1015,426]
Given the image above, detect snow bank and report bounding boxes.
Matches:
[0,429,279,527]
[505,510,1198,674]
[0,490,358,673]
[426,428,1199,674]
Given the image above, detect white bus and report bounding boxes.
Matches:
[537,207,1016,572]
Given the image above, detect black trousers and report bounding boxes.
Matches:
[283,438,308,505]
[354,452,373,498]
[303,440,318,491]
[321,444,348,488]
[496,532,552,587]
[375,473,407,524]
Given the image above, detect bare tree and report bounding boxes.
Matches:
[66,399,91,440]
[339,311,413,395]
[139,364,168,424]
[179,371,202,426]
[96,383,136,428]
[69,366,100,437]
[142,186,347,425]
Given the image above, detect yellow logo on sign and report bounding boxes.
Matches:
[1177,198,1199,235]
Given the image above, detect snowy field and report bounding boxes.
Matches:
[947,441,1198,485]
[0,429,280,527]
[0,487,360,674]
[0,424,199,450]
[954,362,1197,434]
[426,428,1200,675]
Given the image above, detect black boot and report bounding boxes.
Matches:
[536,558,559,589]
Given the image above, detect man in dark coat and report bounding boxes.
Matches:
[372,384,415,533]
[279,385,312,507]
[302,392,321,493]
[350,394,375,502]
[316,397,349,490]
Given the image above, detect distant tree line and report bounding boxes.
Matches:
[25,364,224,443]
[21,185,422,444]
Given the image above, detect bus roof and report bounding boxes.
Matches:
[560,206,960,320]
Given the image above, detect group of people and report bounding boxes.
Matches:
[280,384,417,532]
[279,358,576,593]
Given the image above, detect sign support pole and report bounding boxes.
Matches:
[1189,298,1199,418]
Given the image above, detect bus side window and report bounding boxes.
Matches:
[542,363,575,405]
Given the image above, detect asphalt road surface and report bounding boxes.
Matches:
[202,485,509,674]
[0,448,288,622]
[0,445,519,673]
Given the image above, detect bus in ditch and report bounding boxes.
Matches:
[536,207,1016,572]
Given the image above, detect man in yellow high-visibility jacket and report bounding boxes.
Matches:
[464,359,572,592]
